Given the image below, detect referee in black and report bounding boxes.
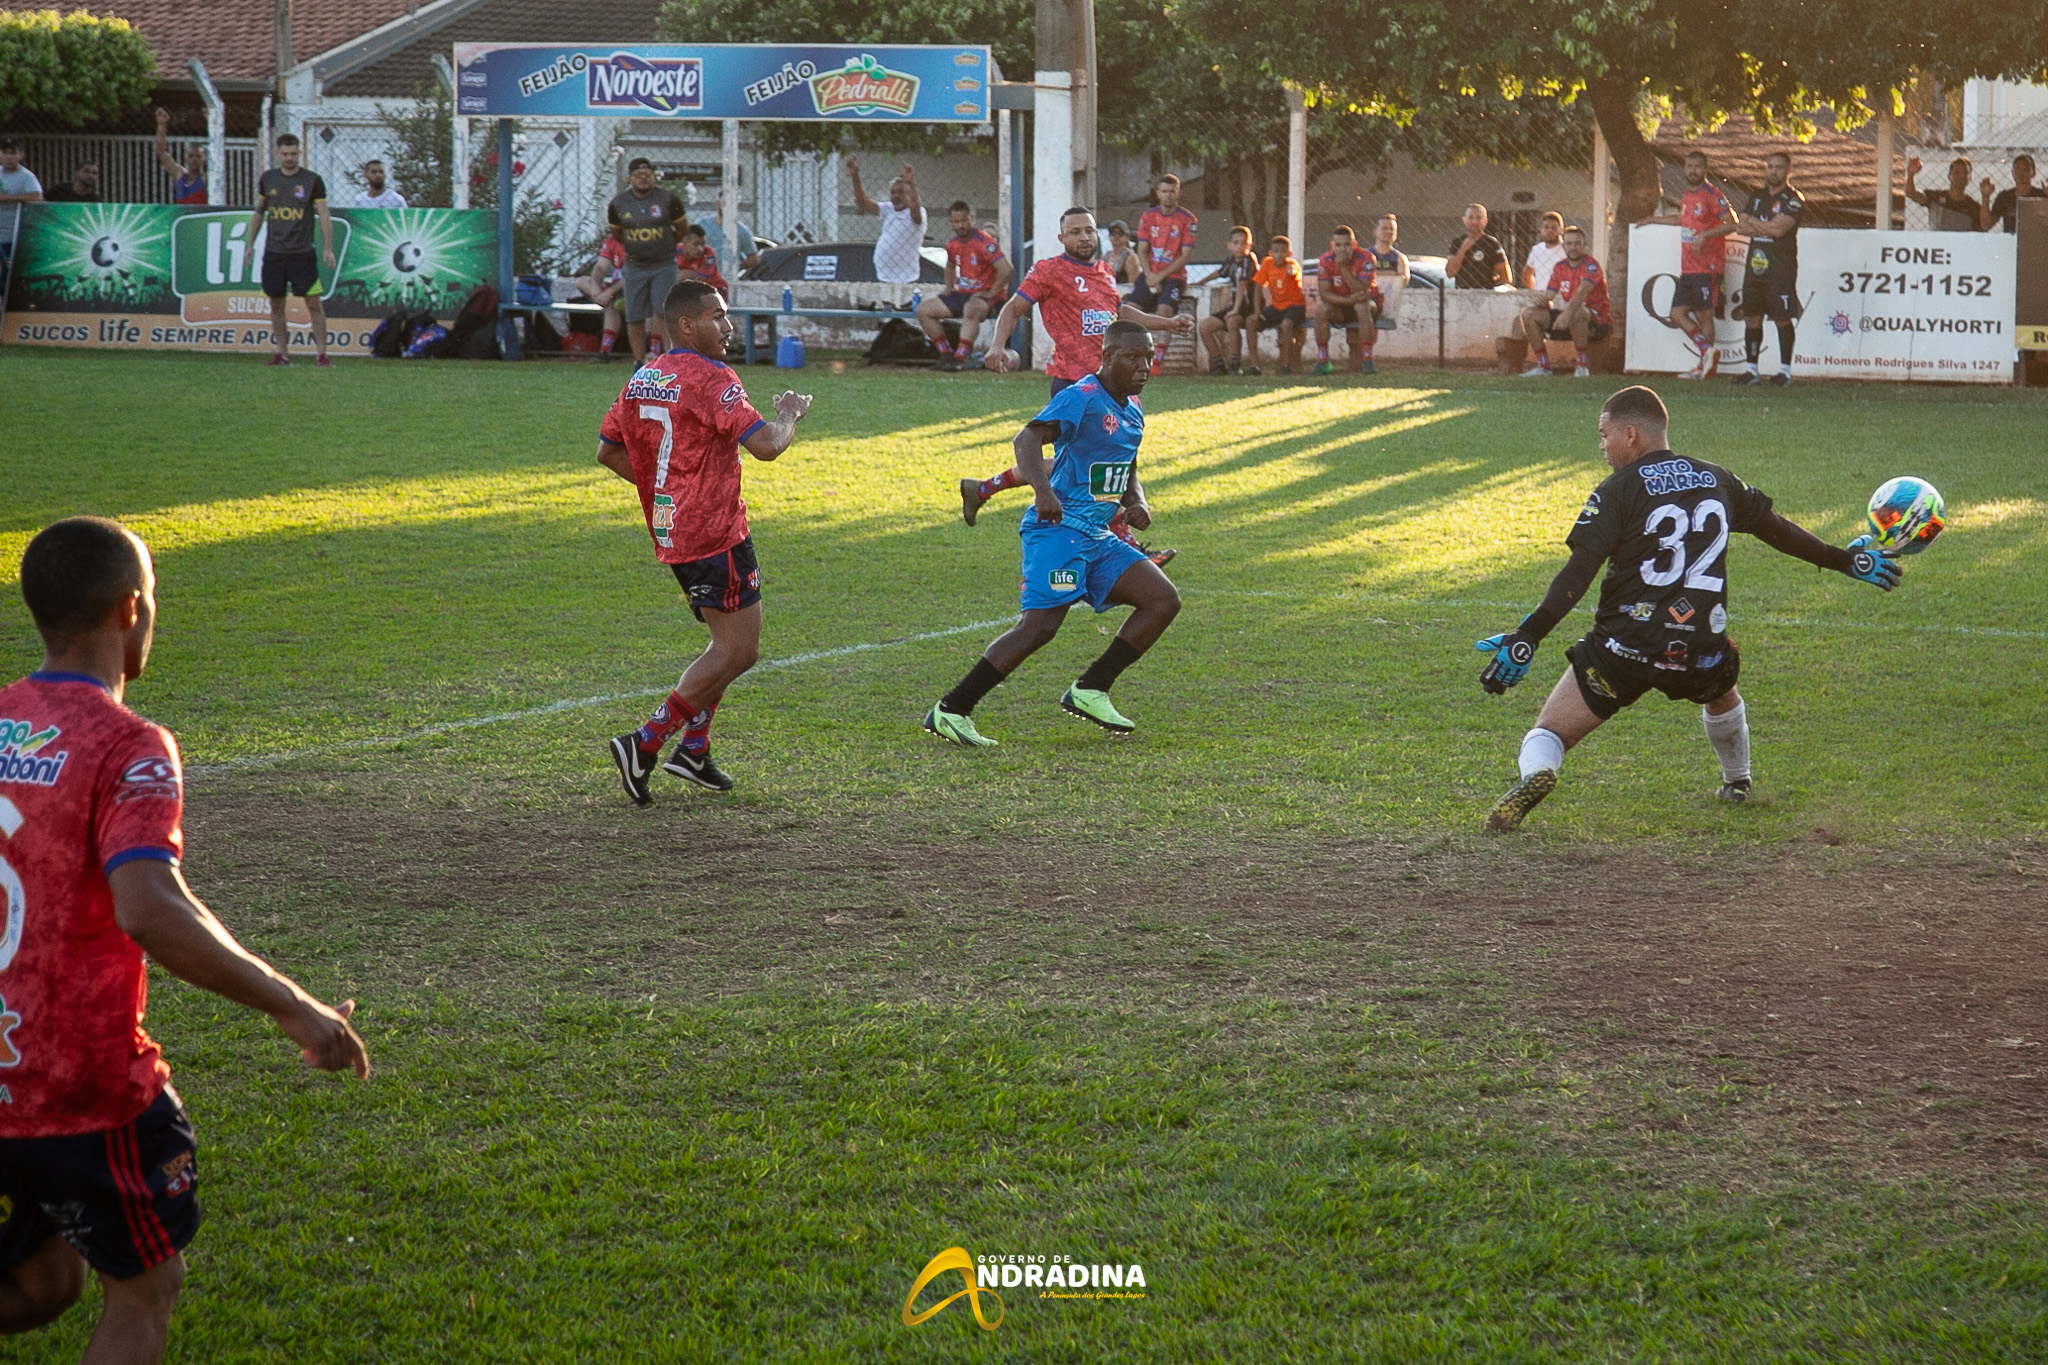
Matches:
[1732,151,1804,385]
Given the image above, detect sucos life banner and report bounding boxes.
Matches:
[1625,224,2018,384]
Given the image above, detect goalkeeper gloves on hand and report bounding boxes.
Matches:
[1475,632,1538,694]
[1843,539,1903,591]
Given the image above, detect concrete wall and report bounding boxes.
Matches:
[1194,280,1540,366]
[730,280,931,355]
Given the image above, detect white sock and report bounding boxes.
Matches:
[1518,727,1565,781]
[1702,701,1750,782]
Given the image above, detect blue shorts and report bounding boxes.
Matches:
[1674,272,1718,311]
[1019,518,1149,613]
[1127,275,1185,314]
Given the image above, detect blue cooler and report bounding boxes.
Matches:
[775,333,806,368]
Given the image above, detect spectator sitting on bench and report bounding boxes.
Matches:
[576,239,628,358]
[677,224,730,297]
[919,199,1012,371]
[1313,225,1379,375]
[1197,225,1261,375]
[1251,235,1307,376]
[1517,226,1610,378]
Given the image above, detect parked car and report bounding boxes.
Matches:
[742,242,945,284]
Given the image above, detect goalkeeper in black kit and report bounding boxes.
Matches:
[1474,386,1905,832]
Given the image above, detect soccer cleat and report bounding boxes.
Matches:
[1573,364,1591,378]
[958,477,988,527]
[1700,349,1719,379]
[266,353,291,366]
[1731,370,1762,386]
[1208,357,1228,376]
[1243,363,1262,376]
[1138,543,1176,567]
[608,733,656,806]
[1767,372,1793,386]
[923,703,997,748]
[1519,366,1551,378]
[1227,360,1242,375]
[1314,359,1336,375]
[315,355,334,368]
[1061,685,1135,734]
[1717,778,1753,803]
[937,353,961,372]
[663,742,735,792]
[1358,358,1377,375]
[1485,769,1557,833]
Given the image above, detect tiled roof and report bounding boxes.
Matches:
[86,1,426,84]
[1651,115,1902,227]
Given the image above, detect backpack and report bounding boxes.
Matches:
[368,309,408,359]
[439,284,501,359]
[402,322,448,358]
[527,310,564,353]
[864,317,936,365]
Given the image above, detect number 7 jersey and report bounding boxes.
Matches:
[1566,452,1775,671]
[599,349,768,564]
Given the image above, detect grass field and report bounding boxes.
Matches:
[3,348,2046,1360]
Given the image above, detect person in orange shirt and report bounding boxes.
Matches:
[1250,236,1307,375]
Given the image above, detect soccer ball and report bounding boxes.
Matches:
[390,241,424,273]
[1865,477,1945,556]
[90,235,125,269]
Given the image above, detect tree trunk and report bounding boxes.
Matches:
[1581,73,1664,370]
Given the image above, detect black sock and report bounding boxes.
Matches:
[939,658,1007,715]
[1743,332,1761,365]
[1075,637,1143,692]
[1775,321,1796,369]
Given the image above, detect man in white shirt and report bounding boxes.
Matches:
[1521,212,1565,289]
[353,159,407,209]
[0,139,44,204]
[847,155,926,285]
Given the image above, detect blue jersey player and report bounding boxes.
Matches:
[924,321,1181,745]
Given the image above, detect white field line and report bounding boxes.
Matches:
[184,617,1013,779]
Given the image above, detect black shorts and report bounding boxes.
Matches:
[1542,309,1612,342]
[1256,303,1306,330]
[1566,634,1741,721]
[670,536,761,621]
[1320,296,1376,325]
[1674,272,1719,312]
[1127,276,1185,313]
[1741,273,1801,321]
[1049,375,1079,400]
[260,251,322,299]
[937,291,995,318]
[0,1087,201,1281]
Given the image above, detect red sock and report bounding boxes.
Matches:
[956,339,973,358]
[1360,345,1374,361]
[636,690,693,750]
[1574,350,1589,368]
[977,467,1023,500]
[1108,510,1138,547]
[679,699,718,754]
[1536,353,1552,371]
[601,329,618,353]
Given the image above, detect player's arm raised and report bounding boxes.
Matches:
[1012,421,1062,523]
[741,390,813,462]
[1475,544,1604,693]
[983,292,1035,372]
[110,859,369,1077]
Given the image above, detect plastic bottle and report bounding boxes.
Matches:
[781,285,793,312]
[909,288,921,313]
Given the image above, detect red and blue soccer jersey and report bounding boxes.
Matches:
[1016,254,1123,382]
[600,348,767,564]
[1547,255,1611,324]
[0,673,182,1138]
[675,244,729,295]
[1315,247,1379,304]
[1135,207,1197,281]
[1679,182,1735,276]
[944,229,1006,296]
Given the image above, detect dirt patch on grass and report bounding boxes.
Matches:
[186,775,2047,1190]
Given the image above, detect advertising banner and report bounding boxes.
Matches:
[2,203,496,355]
[454,43,990,123]
[1625,224,2019,384]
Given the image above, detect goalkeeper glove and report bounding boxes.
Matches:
[1475,631,1538,694]
[1843,540,1903,591]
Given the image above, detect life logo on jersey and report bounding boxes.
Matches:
[0,720,66,788]
[1079,308,1114,337]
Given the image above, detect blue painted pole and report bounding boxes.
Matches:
[496,117,520,360]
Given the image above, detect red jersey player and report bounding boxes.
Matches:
[675,224,730,296]
[1130,173,1198,373]
[0,517,366,1361]
[962,208,1192,561]
[1517,227,1610,378]
[600,277,813,803]
[1671,148,1737,378]
[917,199,1013,371]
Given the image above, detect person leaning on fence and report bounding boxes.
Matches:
[847,155,926,286]
[43,163,101,204]
[1518,226,1610,378]
[1903,156,1984,232]
[154,109,206,205]
[1251,236,1308,375]
[920,199,1012,371]
[353,159,406,209]
[1446,203,1512,289]
[0,139,43,204]
[250,134,337,367]
[607,158,689,363]
[1522,211,1566,289]
[1196,225,1261,375]
[1984,155,2045,233]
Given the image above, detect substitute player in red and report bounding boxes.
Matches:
[602,279,813,803]
[917,200,1012,371]
[1131,174,1198,374]
[1670,150,1737,379]
[0,517,368,1362]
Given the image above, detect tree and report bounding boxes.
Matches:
[0,9,154,125]
[376,82,569,276]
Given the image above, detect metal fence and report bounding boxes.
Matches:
[9,133,261,205]
[1903,143,2048,231]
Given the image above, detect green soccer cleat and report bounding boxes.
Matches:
[1357,358,1377,375]
[923,704,997,748]
[1061,685,1135,734]
[1314,359,1336,375]
[1485,769,1557,833]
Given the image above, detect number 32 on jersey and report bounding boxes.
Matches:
[1640,499,1728,590]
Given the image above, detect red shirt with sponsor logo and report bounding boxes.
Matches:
[1678,182,1735,276]
[675,244,729,296]
[1315,247,1379,304]
[1546,255,1611,324]
[600,347,767,563]
[943,229,1006,296]
[0,673,181,1137]
[1016,254,1123,382]
[598,237,626,270]
[1135,206,1197,281]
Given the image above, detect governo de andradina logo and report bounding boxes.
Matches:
[902,1246,1150,1331]
[902,1248,1003,1331]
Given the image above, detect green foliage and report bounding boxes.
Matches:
[0,8,154,125]
[374,83,456,208]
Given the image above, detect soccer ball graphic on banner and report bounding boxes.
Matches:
[1865,477,1945,556]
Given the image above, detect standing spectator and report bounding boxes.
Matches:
[0,138,43,203]
[701,191,761,274]
[1132,174,1198,374]
[1103,220,1140,289]
[1445,203,1511,289]
[847,155,926,286]
[1903,156,1983,232]
[918,199,1012,371]
[1196,225,1260,375]
[1369,214,1411,282]
[1670,150,1738,379]
[1521,211,1565,289]
[676,224,729,297]
[352,159,406,209]
[1984,155,2045,233]
[153,108,206,204]
[248,134,336,367]
[1312,225,1379,375]
[575,238,626,359]
[1251,235,1307,375]
[1517,226,1609,378]
[1733,150,1804,386]
[607,157,688,364]
[43,163,101,204]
